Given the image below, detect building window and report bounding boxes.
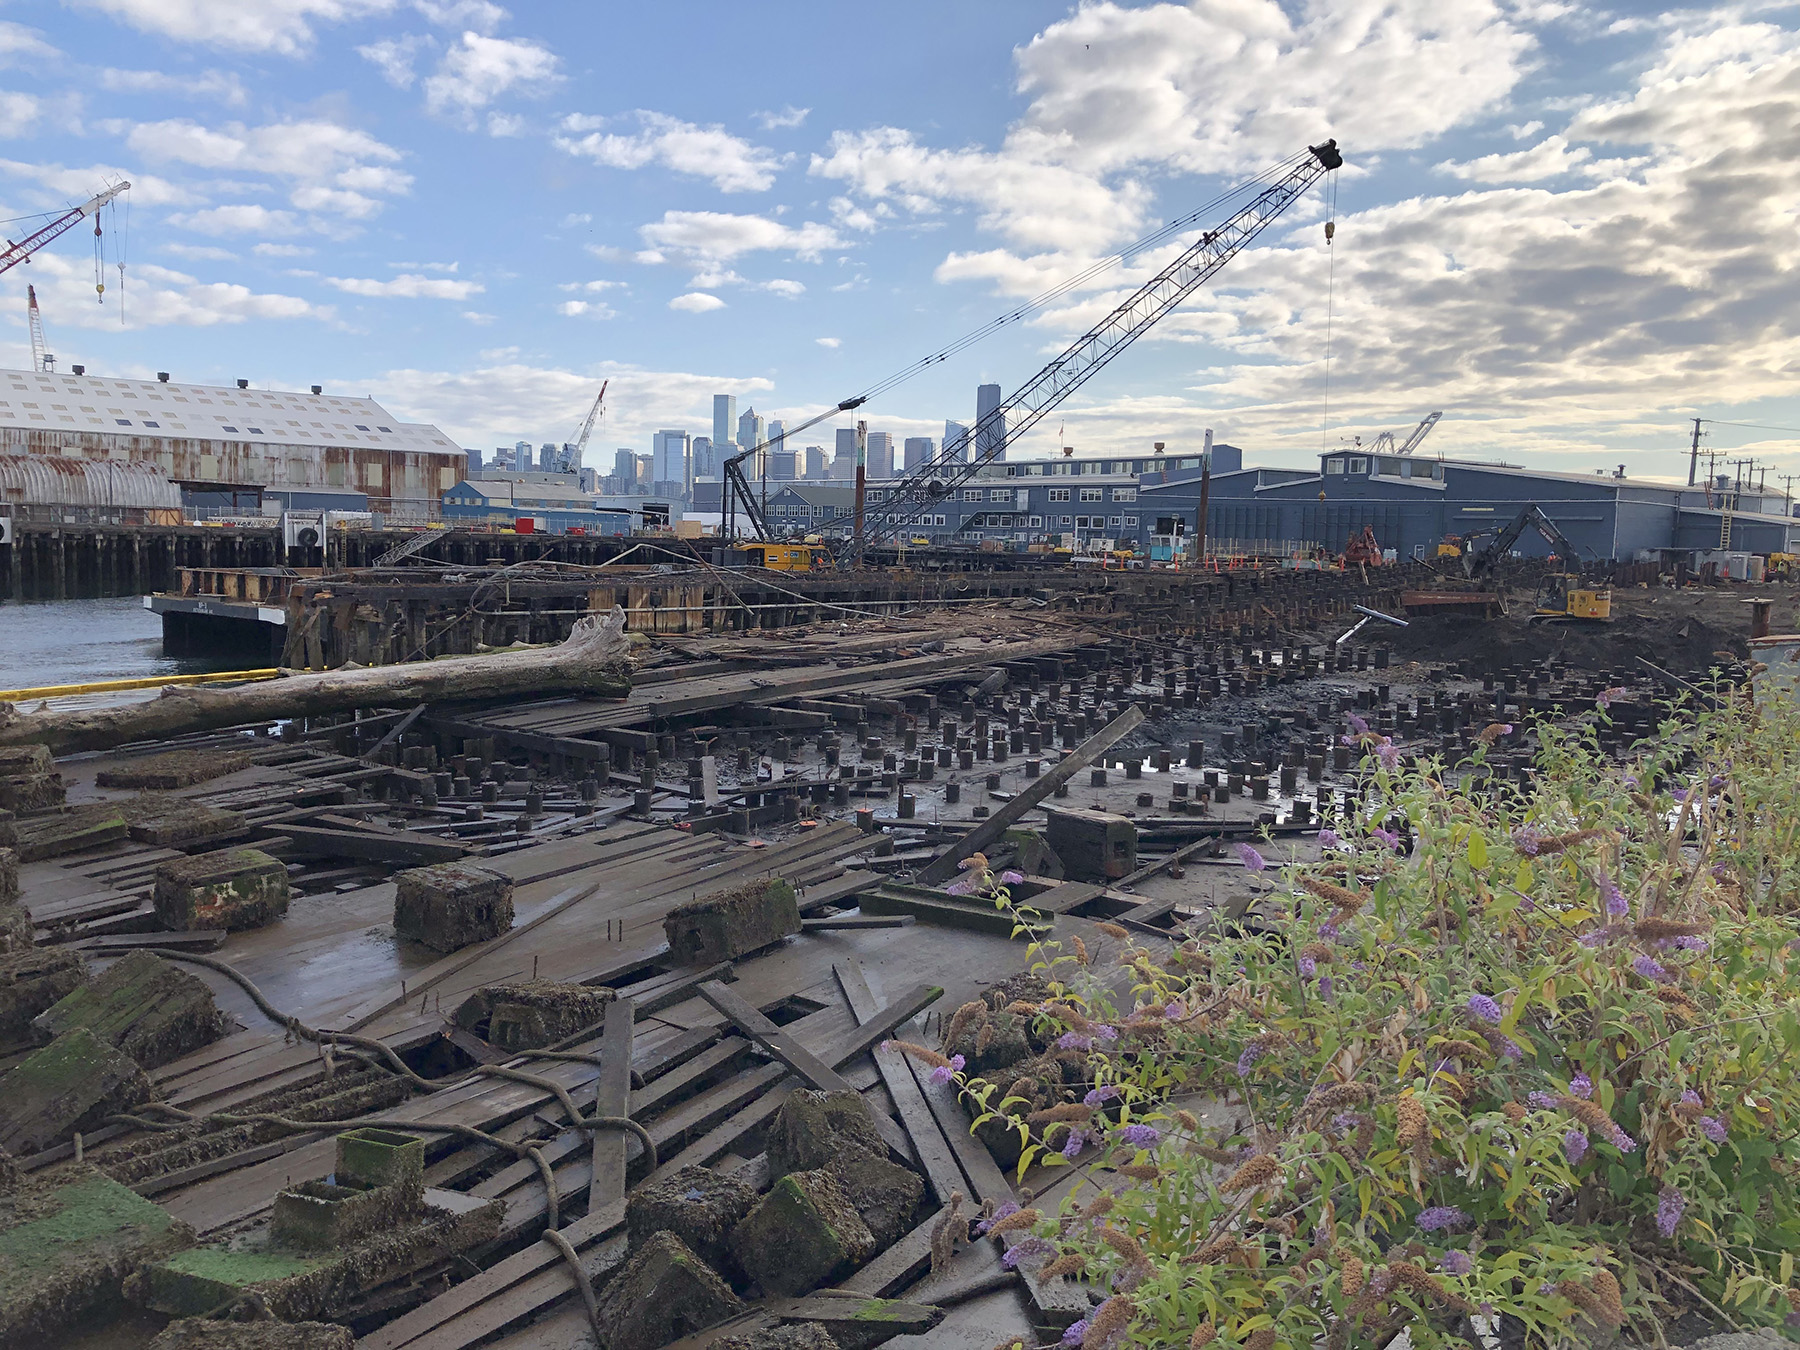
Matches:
[1048,487,1070,502]
[1058,514,1072,525]
[1109,515,1123,527]
[1029,515,1043,528]
[377,425,391,432]
[222,425,238,432]
[1080,487,1102,502]
[1124,515,1138,527]
[961,489,983,501]
[143,420,159,428]
[1325,459,1345,474]
[989,488,1011,501]
[248,426,263,434]
[114,418,131,425]
[1113,487,1137,501]
[1347,457,1367,474]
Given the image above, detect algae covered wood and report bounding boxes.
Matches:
[32,949,226,1070]
[0,607,633,757]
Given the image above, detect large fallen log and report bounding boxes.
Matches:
[0,607,634,757]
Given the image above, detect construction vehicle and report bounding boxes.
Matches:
[1462,503,1612,622]
[1436,534,1464,559]
[733,542,829,572]
[1343,526,1384,567]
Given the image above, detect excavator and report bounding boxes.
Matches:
[1342,526,1385,567]
[1461,504,1612,622]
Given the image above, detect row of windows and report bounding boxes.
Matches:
[996,457,1203,476]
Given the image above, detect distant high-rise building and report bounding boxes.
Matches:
[804,445,826,478]
[651,429,691,495]
[691,435,715,479]
[767,420,786,472]
[770,450,797,480]
[538,443,556,471]
[943,420,970,463]
[737,407,765,452]
[578,467,598,493]
[866,431,894,479]
[832,427,858,481]
[903,436,934,471]
[467,447,483,473]
[635,453,653,488]
[975,384,1005,461]
[712,394,737,452]
[612,448,636,484]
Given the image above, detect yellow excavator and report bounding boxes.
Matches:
[1462,504,1613,622]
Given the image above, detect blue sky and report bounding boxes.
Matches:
[2,1,1798,487]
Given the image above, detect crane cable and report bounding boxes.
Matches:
[1321,165,1338,454]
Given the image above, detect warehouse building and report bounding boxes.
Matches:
[0,366,466,517]
[440,477,635,534]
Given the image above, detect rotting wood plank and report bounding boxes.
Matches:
[264,822,470,864]
[915,704,1144,886]
[697,979,912,1161]
[588,996,634,1209]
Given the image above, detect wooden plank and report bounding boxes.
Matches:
[697,980,911,1161]
[802,914,914,931]
[588,996,635,1209]
[1021,881,1106,915]
[837,1205,947,1297]
[834,960,967,1207]
[269,822,469,864]
[915,704,1144,885]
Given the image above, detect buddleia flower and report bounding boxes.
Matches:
[1466,993,1502,1024]
[1416,1206,1471,1232]
[1656,1185,1686,1238]
[1564,1129,1590,1163]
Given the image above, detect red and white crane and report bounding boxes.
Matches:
[26,285,51,372]
[0,181,129,280]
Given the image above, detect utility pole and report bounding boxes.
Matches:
[1688,417,1702,487]
[852,419,867,565]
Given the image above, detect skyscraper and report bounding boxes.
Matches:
[467,447,483,473]
[866,431,894,479]
[832,427,858,481]
[737,407,765,450]
[975,384,1005,461]
[651,429,691,495]
[538,443,556,471]
[903,436,934,471]
[804,446,826,479]
[770,449,797,480]
[691,435,714,478]
[612,447,636,485]
[712,394,737,452]
[943,420,970,463]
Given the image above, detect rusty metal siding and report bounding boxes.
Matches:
[0,453,182,508]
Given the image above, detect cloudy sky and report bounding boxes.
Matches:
[2,1,1797,484]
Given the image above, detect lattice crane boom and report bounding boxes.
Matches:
[0,182,129,279]
[26,285,49,372]
[844,140,1342,561]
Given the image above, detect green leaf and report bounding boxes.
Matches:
[1468,831,1489,870]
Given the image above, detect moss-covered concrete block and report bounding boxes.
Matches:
[270,1176,420,1254]
[768,1089,886,1180]
[625,1164,758,1271]
[334,1128,423,1191]
[0,1027,151,1155]
[665,878,800,966]
[729,1170,877,1298]
[0,945,86,1047]
[393,862,513,953]
[129,802,247,849]
[0,1170,192,1350]
[0,748,62,817]
[98,750,254,791]
[826,1146,924,1248]
[133,1247,329,1319]
[153,848,289,932]
[148,1319,355,1349]
[453,979,614,1051]
[12,809,122,861]
[0,747,52,777]
[716,1325,841,1350]
[595,1230,744,1350]
[33,950,226,1070]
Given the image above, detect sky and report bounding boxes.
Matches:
[2,0,1798,487]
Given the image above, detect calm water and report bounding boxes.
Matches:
[0,597,239,691]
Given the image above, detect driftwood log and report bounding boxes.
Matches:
[0,606,634,757]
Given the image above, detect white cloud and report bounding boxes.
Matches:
[412,0,506,31]
[562,212,591,226]
[486,112,526,137]
[163,242,237,261]
[422,32,559,118]
[1440,133,1599,182]
[253,242,314,256]
[326,272,483,298]
[0,92,37,137]
[392,260,460,272]
[639,210,841,263]
[763,278,804,297]
[357,34,429,88]
[0,22,58,64]
[556,111,785,193]
[556,298,615,318]
[754,105,809,131]
[462,310,495,324]
[65,0,399,57]
[126,117,412,219]
[5,251,326,329]
[558,279,620,292]
[169,203,303,234]
[98,67,247,105]
[0,159,195,207]
[669,291,725,313]
[815,337,840,348]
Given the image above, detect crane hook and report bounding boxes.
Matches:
[1324,220,1335,243]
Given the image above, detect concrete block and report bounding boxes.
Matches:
[153,848,289,932]
[0,750,62,816]
[664,877,800,966]
[0,1171,192,1350]
[626,1164,758,1271]
[827,1147,924,1248]
[768,1089,886,1180]
[393,861,513,953]
[270,1175,421,1254]
[0,1028,152,1155]
[730,1169,877,1297]
[128,802,247,849]
[97,750,254,791]
[715,1326,841,1350]
[943,1006,1031,1075]
[595,1230,744,1350]
[1044,807,1138,882]
[149,1320,354,1350]
[453,979,614,1051]
[34,950,226,1070]
[334,1127,424,1191]
[12,809,122,861]
[0,945,86,1046]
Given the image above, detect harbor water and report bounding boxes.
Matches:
[0,596,239,692]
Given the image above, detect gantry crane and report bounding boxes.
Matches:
[1359,410,1443,458]
[0,182,129,280]
[557,380,607,473]
[843,140,1343,563]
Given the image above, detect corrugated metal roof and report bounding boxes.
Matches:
[0,453,180,508]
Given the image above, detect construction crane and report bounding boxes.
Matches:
[26,285,51,372]
[0,182,129,280]
[845,140,1343,563]
[1359,410,1443,457]
[1462,502,1611,622]
[557,381,606,473]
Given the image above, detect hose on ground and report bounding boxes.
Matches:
[542,1225,603,1347]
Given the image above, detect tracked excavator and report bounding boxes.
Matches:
[1462,504,1612,622]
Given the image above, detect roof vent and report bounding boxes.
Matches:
[72,364,85,375]
[237,379,249,389]
[157,372,169,383]
[310,385,322,395]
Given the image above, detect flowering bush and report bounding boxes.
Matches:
[914,690,1800,1349]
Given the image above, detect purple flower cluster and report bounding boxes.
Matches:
[929,1054,966,1085]
[1632,954,1672,983]
[1597,686,1626,710]
[1236,842,1266,872]
[1062,1320,1089,1348]
[978,1200,1020,1234]
[1528,1092,1561,1110]
[1298,955,1317,978]
[1376,738,1401,772]
[1673,935,1709,952]
[1317,827,1342,850]
[1093,1023,1119,1043]
[1701,1116,1728,1144]
[1564,1129,1590,1163]
[1347,712,1370,736]
[1236,1040,1270,1078]
[1057,1031,1092,1052]
[1116,1123,1161,1149]
[1656,1185,1686,1238]
[1318,976,1335,1002]
[1600,874,1630,919]
[999,869,1026,885]
[1061,1127,1089,1159]
[1466,993,1503,1024]
[1570,1072,1593,1099]
[1084,1085,1119,1109]
[1371,826,1402,850]
[1440,1251,1474,1276]
[1513,826,1543,857]
[1416,1206,1472,1232]
[1001,1236,1054,1269]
